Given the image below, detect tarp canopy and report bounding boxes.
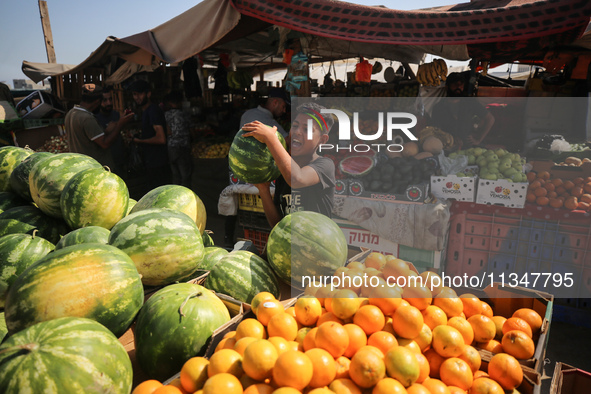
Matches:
[21,0,591,84]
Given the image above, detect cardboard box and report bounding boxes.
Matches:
[15,91,65,119]
[431,170,478,202]
[348,180,429,203]
[551,362,591,394]
[476,179,528,208]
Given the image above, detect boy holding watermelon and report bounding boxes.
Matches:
[242,103,335,227]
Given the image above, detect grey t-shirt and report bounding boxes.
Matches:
[65,106,114,168]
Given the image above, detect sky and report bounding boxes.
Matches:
[1,0,461,88]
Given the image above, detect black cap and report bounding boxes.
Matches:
[446,72,466,85]
[128,79,151,93]
[268,88,290,105]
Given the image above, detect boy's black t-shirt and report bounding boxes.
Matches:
[274,156,335,218]
[141,103,168,169]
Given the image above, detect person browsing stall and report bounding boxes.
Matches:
[242,103,335,228]
[240,88,289,137]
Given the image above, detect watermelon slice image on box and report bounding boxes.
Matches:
[339,155,375,177]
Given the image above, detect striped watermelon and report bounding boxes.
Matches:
[0,146,33,192]
[55,226,110,250]
[0,317,132,393]
[0,191,29,213]
[9,152,53,201]
[29,153,102,218]
[0,219,36,237]
[135,283,231,380]
[109,208,204,286]
[4,243,144,337]
[60,168,129,229]
[0,312,6,343]
[199,246,229,270]
[205,250,280,303]
[0,206,70,244]
[229,128,287,184]
[131,185,207,233]
[202,231,215,247]
[127,198,137,215]
[0,233,54,307]
[267,211,347,287]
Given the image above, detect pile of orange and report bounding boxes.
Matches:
[526,170,591,211]
[133,252,544,394]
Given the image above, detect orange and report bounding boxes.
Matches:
[243,383,274,394]
[286,340,300,352]
[315,321,349,358]
[257,299,284,326]
[526,172,537,182]
[469,378,504,394]
[207,349,243,378]
[267,313,298,341]
[234,337,258,357]
[305,348,337,388]
[285,306,296,320]
[563,180,575,190]
[335,356,352,380]
[526,192,537,203]
[371,377,407,394]
[439,358,473,391]
[403,285,433,311]
[580,194,591,204]
[132,380,163,394]
[343,323,368,358]
[382,317,397,335]
[307,388,333,394]
[353,305,386,336]
[296,327,311,347]
[512,308,543,334]
[202,373,243,394]
[166,379,187,393]
[421,305,448,330]
[488,353,524,390]
[348,261,366,270]
[544,182,555,192]
[459,294,483,318]
[368,331,398,355]
[303,327,318,351]
[477,339,503,354]
[422,378,451,394]
[331,289,362,320]
[384,346,420,387]
[502,317,533,338]
[294,296,322,327]
[491,316,507,340]
[239,374,259,390]
[243,339,278,381]
[467,314,496,343]
[392,304,424,339]
[236,318,267,341]
[272,350,314,391]
[424,348,445,379]
[349,347,387,388]
[406,383,431,394]
[413,323,433,352]
[536,196,549,206]
[224,331,237,339]
[271,388,301,394]
[420,271,444,296]
[447,387,467,394]
[576,201,589,211]
[152,386,183,394]
[473,370,489,379]
[533,187,547,197]
[572,186,584,198]
[433,296,464,318]
[382,257,411,282]
[368,286,403,316]
[447,316,474,346]
[215,337,237,352]
[329,378,362,394]
[340,271,364,294]
[415,353,430,383]
[397,338,422,354]
[365,252,387,270]
[251,292,277,316]
[502,330,535,359]
[268,336,290,356]
[537,171,551,180]
[180,357,209,392]
[457,345,481,373]
[432,325,465,358]
[529,179,542,190]
[565,196,579,210]
[480,302,493,318]
[316,312,344,326]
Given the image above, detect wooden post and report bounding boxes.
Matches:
[38,1,56,63]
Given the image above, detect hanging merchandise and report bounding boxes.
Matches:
[182,57,203,99]
[355,57,372,83]
[285,52,309,95]
[213,58,229,95]
[283,49,294,65]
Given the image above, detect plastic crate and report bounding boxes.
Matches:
[242,227,270,254]
[238,209,271,230]
[238,193,264,212]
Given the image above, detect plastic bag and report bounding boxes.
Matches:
[127,142,145,176]
[437,151,468,176]
[355,58,372,83]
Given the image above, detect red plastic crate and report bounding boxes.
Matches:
[242,227,270,254]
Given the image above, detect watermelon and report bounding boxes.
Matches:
[60,167,129,229]
[0,219,36,238]
[4,243,144,337]
[0,312,6,343]
[55,226,110,250]
[131,185,207,233]
[109,208,204,286]
[134,283,231,380]
[229,128,287,184]
[0,191,29,213]
[0,317,132,393]
[0,233,54,307]
[267,211,347,287]
[339,155,375,177]
[9,151,53,201]
[0,206,70,244]
[127,198,137,215]
[0,146,33,192]
[29,153,102,218]
[199,246,229,270]
[202,230,215,247]
[205,250,280,303]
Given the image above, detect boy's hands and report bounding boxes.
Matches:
[254,182,271,195]
[242,121,277,144]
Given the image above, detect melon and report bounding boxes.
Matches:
[339,155,375,177]
[422,136,444,155]
[414,152,434,160]
[402,142,419,157]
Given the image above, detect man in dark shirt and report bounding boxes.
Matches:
[95,87,126,176]
[129,79,170,190]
